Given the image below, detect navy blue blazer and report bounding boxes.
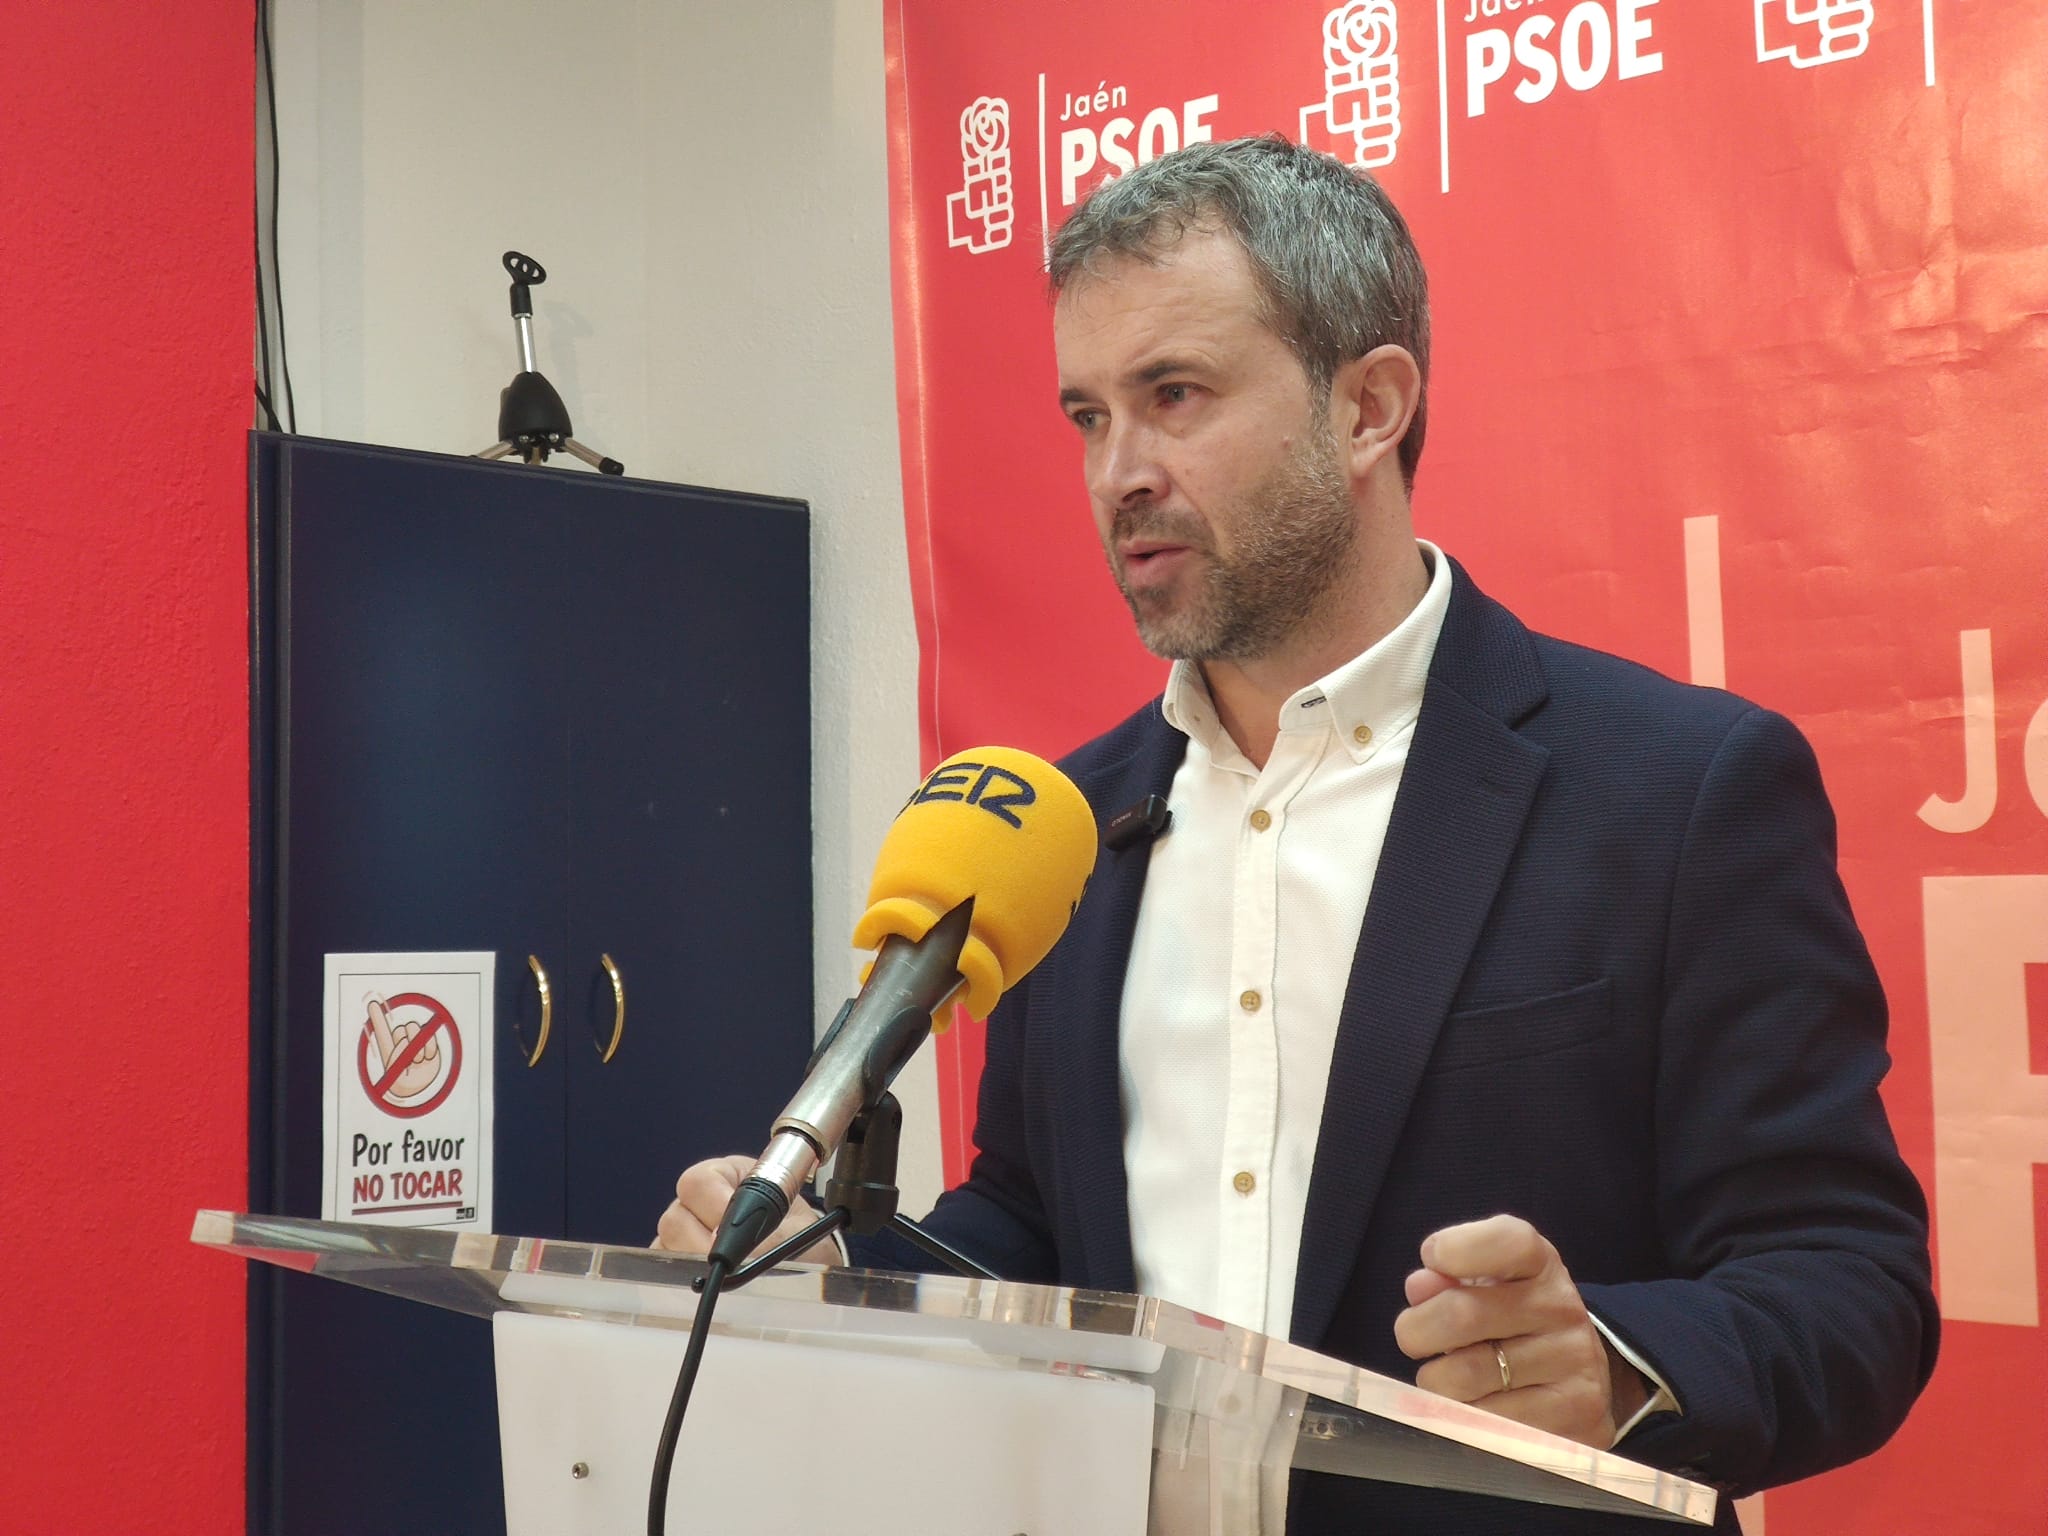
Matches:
[860,563,1936,1532]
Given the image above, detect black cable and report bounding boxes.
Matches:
[258,0,296,432]
[647,1254,730,1536]
[251,7,276,431]
[252,11,280,430]
[255,227,278,430]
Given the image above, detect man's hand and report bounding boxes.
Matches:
[1394,1214,1649,1449]
[653,1155,843,1267]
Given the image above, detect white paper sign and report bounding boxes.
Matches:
[321,951,494,1231]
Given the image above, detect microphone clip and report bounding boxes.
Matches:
[1102,793,1172,851]
[821,1093,904,1237]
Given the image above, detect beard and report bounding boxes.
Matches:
[1104,424,1358,663]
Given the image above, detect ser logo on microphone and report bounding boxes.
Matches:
[908,759,1037,827]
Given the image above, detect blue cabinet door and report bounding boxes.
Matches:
[267,437,577,1236]
[254,437,575,1536]
[560,484,813,1245]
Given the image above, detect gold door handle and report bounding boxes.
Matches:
[515,954,553,1067]
[596,953,625,1064]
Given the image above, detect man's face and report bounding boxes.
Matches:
[1053,228,1358,663]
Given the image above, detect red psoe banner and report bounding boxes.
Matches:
[885,4,2048,1529]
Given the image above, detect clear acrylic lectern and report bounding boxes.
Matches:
[196,1210,1715,1534]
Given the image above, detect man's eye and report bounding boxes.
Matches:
[1160,383,1193,405]
[1070,409,1101,431]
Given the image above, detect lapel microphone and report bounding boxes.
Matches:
[1102,793,1172,851]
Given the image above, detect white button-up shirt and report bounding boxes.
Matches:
[1114,540,1678,1441]
[1120,542,1453,1340]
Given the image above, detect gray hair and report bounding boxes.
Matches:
[1047,135,1431,488]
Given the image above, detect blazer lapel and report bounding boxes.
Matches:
[1050,714,1187,1293]
[1290,571,1551,1347]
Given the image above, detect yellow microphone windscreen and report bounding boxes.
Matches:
[850,747,1097,1022]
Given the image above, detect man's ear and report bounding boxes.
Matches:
[1330,345,1422,483]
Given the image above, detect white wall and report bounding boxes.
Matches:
[272,0,942,1208]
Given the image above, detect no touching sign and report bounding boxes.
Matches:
[321,952,495,1231]
[358,990,462,1118]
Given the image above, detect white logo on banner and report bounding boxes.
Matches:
[1300,0,1402,169]
[946,96,1014,254]
[1054,85,1221,207]
[1756,0,1874,68]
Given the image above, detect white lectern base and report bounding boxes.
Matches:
[495,1310,1156,1535]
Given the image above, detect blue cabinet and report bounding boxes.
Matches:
[248,435,813,1533]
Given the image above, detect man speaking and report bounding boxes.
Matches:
[659,136,1936,1531]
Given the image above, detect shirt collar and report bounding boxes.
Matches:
[1160,540,1454,764]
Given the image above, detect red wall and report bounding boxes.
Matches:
[0,5,251,1531]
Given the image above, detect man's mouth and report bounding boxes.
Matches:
[1119,543,1193,586]
[1120,539,1191,567]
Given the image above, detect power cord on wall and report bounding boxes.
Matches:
[255,218,280,431]
[255,0,296,432]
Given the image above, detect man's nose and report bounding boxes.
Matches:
[1092,422,1169,508]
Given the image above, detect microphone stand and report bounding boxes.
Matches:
[651,999,994,1534]
[473,250,624,475]
[716,1092,996,1288]
[648,1093,993,1535]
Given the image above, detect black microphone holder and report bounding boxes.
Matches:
[714,1092,995,1289]
[474,250,624,475]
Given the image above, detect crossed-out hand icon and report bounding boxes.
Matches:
[1756,0,1875,68]
[364,992,441,1100]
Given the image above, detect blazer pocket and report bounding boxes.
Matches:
[1428,978,1614,1074]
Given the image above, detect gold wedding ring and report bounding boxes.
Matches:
[1492,1340,1513,1394]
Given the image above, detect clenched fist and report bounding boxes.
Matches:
[653,1155,842,1267]
[1394,1214,1649,1449]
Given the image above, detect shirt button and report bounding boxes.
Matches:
[1248,808,1272,831]
[1354,724,1374,746]
[1233,1171,1257,1195]
[1239,989,1262,1013]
